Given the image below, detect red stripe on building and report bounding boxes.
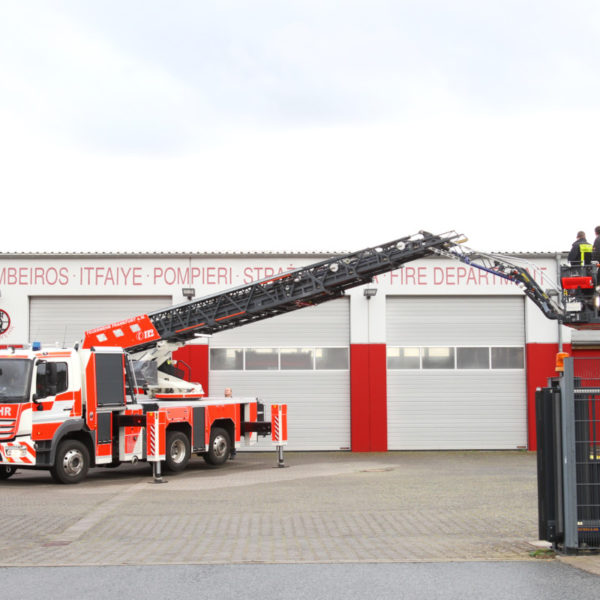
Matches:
[525,343,564,452]
[527,343,600,451]
[350,344,387,452]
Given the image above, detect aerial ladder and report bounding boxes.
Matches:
[83,230,600,364]
[81,228,600,434]
[83,231,470,356]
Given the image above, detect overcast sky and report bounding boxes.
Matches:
[1,1,599,254]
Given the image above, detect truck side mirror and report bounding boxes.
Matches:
[32,393,44,411]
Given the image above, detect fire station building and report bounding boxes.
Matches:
[0,250,590,453]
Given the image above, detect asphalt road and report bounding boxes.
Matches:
[2,562,598,600]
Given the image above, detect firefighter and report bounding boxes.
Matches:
[593,226,600,262]
[568,231,593,265]
[224,387,236,459]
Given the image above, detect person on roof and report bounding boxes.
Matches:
[568,231,593,265]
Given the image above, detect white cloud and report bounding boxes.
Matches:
[2,107,599,253]
[0,3,210,152]
[1,2,599,255]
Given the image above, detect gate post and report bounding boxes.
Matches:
[560,358,578,552]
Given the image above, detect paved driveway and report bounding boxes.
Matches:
[0,450,541,566]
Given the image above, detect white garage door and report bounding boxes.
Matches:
[29,296,172,346]
[386,296,527,450]
[210,299,350,451]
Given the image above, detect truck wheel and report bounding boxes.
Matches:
[164,430,190,472]
[204,427,231,466]
[0,465,17,479]
[50,440,89,484]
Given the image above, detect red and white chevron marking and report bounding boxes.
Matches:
[271,404,287,445]
[0,440,36,464]
[147,412,157,460]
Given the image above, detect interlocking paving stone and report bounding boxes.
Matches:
[0,451,546,565]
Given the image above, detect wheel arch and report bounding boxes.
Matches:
[211,418,235,446]
[50,421,95,467]
[166,421,192,441]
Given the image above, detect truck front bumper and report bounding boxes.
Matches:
[0,439,37,465]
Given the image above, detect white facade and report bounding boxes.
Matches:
[0,251,572,450]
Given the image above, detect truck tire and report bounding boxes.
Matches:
[0,465,17,480]
[50,439,89,484]
[204,427,231,466]
[164,430,190,472]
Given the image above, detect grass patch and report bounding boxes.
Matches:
[529,548,556,559]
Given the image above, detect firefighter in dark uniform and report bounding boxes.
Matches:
[568,231,593,265]
[592,226,600,262]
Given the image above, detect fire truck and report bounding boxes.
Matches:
[0,231,599,483]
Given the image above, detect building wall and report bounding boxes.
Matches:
[0,252,573,451]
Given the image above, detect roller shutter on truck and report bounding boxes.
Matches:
[386,296,527,450]
[210,298,350,451]
[570,329,600,349]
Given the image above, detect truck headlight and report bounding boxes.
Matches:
[5,445,27,458]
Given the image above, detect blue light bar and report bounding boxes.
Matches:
[32,342,41,351]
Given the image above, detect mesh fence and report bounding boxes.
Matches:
[573,358,600,548]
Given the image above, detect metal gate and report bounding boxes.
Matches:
[536,357,600,552]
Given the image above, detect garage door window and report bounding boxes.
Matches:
[210,347,349,370]
[387,347,420,369]
[388,346,524,370]
[457,347,490,369]
[422,347,455,369]
[315,348,348,370]
[491,347,524,369]
[281,348,314,370]
[210,348,243,370]
[245,348,278,370]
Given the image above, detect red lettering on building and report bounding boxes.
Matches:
[0,267,69,286]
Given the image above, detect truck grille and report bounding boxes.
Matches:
[0,418,16,441]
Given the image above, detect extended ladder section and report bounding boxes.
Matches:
[435,245,600,329]
[83,231,466,352]
[82,229,600,354]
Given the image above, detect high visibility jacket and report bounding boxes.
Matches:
[580,243,593,264]
[569,240,592,264]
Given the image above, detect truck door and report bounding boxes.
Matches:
[33,360,72,419]
[84,348,127,465]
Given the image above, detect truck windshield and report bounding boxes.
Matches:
[0,359,33,403]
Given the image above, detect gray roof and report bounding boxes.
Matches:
[0,249,569,259]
